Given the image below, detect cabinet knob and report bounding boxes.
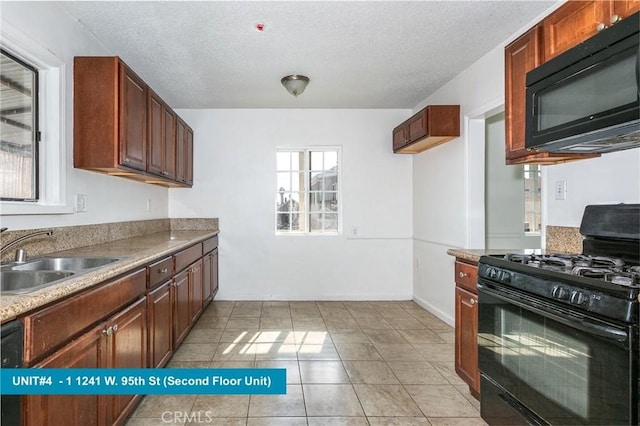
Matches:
[158,268,169,274]
[610,14,621,24]
[112,324,118,333]
[470,298,476,305]
[596,22,607,31]
[123,158,130,163]
[459,272,468,278]
[102,326,112,336]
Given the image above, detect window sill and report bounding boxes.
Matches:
[0,202,74,216]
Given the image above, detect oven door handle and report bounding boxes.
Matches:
[478,282,630,345]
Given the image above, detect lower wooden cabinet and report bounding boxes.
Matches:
[24,297,147,426]
[202,248,219,306]
[453,259,480,398]
[455,286,479,398]
[173,269,191,348]
[190,259,204,323]
[104,298,147,425]
[24,322,105,426]
[147,281,173,368]
[21,235,219,425]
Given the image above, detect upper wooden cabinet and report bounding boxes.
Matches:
[147,90,177,180]
[176,118,194,185]
[393,105,460,154]
[74,56,192,187]
[542,0,640,61]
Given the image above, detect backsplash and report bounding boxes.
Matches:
[0,218,218,262]
[546,226,583,254]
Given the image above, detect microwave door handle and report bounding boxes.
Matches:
[636,51,639,98]
[478,282,630,345]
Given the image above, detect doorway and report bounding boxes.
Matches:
[484,112,541,249]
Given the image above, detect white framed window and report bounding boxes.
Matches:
[276,147,341,234]
[1,49,39,201]
[0,21,69,215]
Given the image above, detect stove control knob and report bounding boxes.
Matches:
[570,291,585,305]
[552,286,569,300]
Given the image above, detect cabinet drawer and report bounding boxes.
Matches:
[455,261,478,293]
[23,268,146,365]
[174,243,203,273]
[148,256,173,288]
[202,235,218,254]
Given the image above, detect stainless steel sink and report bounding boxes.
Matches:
[10,257,122,272]
[0,256,126,294]
[0,270,76,294]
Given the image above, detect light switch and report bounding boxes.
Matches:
[75,194,87,212]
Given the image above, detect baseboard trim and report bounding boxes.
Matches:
[412,295,455,327]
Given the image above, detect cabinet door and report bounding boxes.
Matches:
[119,63,147,171]
[104,297,147,426]
[190,259,204,323]
[147,90,164,176]
[211,248,219,297]
[173,269,191,348]
[24,324,106,426]
[407,110,428,142]
[202,252,213,306]
[176,119,186,183]
[505,26,541,162]
[455,286,479,398]
[148,281,173,368]
[392,125,407,151]
[186,127,194,185]
[164,107,177,180]
[542,1,611,61]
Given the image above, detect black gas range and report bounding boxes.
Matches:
[478,204,640,425]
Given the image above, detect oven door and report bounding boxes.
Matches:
[478,280,638,425]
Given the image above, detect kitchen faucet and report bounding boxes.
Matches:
[0,229,54,262]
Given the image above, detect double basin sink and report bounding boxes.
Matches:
[0,256,125,294]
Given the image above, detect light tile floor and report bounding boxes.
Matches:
[126,301,488,425]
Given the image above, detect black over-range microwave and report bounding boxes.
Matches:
[525,12,639,154]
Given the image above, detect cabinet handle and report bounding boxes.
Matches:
[459,272,468,278]
[158,268,169,274]
[610,14,621,25]
[470,298,476,305]
[596,22,607,31]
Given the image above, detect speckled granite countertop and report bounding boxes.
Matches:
[0,230,218,323]
[447,248,544,263]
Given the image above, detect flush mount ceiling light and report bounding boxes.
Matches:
[281,75,310,97]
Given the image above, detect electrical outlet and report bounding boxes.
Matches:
[75,194,87,212]
[350,226,358,236]
[554,181,567,200]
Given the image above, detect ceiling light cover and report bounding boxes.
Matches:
[281,75,310,97]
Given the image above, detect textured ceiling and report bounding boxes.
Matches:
[59,1,556,108]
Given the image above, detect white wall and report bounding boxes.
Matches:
[412,45,505,324]
[169,109,413,300]
[411,6,640,324]
[544,150,640,227]
[0,2,168,230]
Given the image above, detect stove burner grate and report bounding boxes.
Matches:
[502,253,640,287]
